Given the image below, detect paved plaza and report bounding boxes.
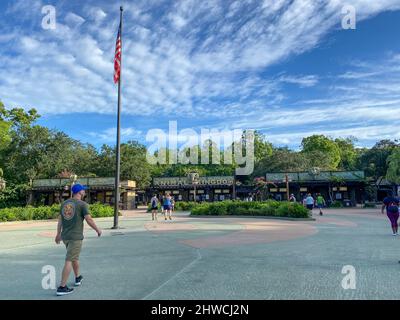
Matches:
[0,208,399,300]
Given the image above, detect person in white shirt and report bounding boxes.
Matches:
[305,193,315,212]
[150,194,159,221]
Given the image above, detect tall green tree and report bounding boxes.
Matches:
[0,102,13,153]
[386,147,400,184]
[95,141,152,188]
[254,131,273,164]
[253,147,308,176]
[301,135,341,170]
[358,139,398,179]
[2,125,99,183]
[335,137,358,170]
[0,103,40,181]
[0,103,45,207]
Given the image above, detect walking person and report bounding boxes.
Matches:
[381,192,399,236]
[170,196,175,213]
[163,193,172,220]
[150,194,159,221]
[159,194,165,216]
[289,194,296,202]
[55,184,102,296]
[316,193,326,216]
[305,193,315,214]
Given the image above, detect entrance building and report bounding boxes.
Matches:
[148,176,235,202]
[266,171,366,206]
[29,177,137,209]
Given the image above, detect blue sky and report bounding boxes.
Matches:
[0,0,400,150]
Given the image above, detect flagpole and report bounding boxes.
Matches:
[113,6,123,229]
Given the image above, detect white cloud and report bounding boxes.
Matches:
[1,0,400,148]
[265,125,400,147]
[20,36,41,52]
[88,7,107,23]
[88,127,143,143]
[278,74,319,87]
[2,0,399,117]
[64,12,86,28]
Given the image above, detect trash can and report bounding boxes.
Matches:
[343,200,351,207]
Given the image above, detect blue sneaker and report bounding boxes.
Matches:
[75,275,83,286]
[56,286,74,296]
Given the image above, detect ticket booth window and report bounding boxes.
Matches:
[105,192,113,204]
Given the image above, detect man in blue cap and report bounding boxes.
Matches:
[55,184,102,296]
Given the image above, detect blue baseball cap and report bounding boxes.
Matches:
[72,184,88,194]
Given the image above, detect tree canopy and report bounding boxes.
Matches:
[301,135,341,170]
[0,101,399,207]
[386,147,400,184]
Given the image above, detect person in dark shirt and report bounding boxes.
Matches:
[55,184,102,296]
[150,194,159,221]
[382,193,400,236]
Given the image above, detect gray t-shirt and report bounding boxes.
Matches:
[60,199,89,240]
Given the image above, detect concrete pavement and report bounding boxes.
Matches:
[0,208,399,299]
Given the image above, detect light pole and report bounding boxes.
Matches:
[285,174,290,201]
[69,174,78,198]
[0,178,6,192]
[0,168,5,193]
[188,172,199,202]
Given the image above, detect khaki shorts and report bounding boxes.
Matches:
[63,240,83,262]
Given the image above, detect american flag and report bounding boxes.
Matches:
[113,22,122,84]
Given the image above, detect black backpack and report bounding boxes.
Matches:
[387,199,399,213]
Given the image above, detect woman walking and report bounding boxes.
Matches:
[163,193,173,220]
[150,194,159,221]
[382,193,400,236]
[305,193,315,214]
[171,196,175,212]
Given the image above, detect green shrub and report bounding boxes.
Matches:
[89,203,115,218]
[363,202,376,208]
[276,202,309,218]
[264,200,281,209]
[225,202,277,216]
[258,203,277,216]
[191,204,211,215]
[174,201,198,211]
[0,208,17,222]
[209,202,229,215]
[190,200,310,218]
[0,203,114,222]
[330,201,343,208]
[231,207,248,215]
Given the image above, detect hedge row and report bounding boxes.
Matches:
[190,200,310,218]
[147,200,310,218]
[0,203,115,222]
[330,201,344,208]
